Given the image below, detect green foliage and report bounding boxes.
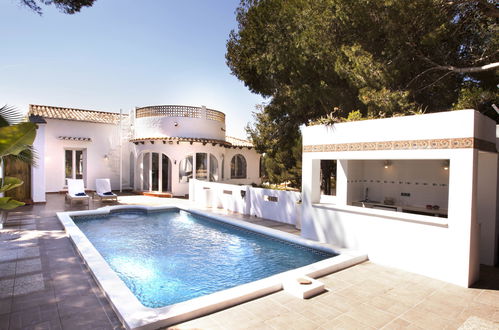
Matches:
[0,107,37,210]
[20,0,96,14]
[229,0,498,186]
[0,197,25,210]
[0,105,24,127]
[0,177,24,193]
[246,105,302,187]
[228,0,497,123]
[0,122,37,159]
[345,110,364,122]
[453,86,499,120]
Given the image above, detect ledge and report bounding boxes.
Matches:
[311,203,449,228]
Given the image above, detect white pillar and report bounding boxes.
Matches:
[477,151,498,265]
[447,149,480,287]
[301,156,321,240]
[31,122,46,203]
[337,160,349,205]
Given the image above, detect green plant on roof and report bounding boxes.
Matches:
[0,105,37,210]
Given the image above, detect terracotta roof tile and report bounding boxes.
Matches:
[225,136,254,147]
[28,104,125,124]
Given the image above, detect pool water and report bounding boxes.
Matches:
[73,209,336,308]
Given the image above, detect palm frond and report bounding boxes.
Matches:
[0,105,25,127]
[5,145,38,167]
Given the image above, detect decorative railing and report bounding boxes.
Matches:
[205,109,225,122]
[135,105,225,122]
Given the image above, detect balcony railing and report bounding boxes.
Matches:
[135,105,225,122]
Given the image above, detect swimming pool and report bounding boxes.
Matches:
[58,205,366,329]
[73,208,335,308]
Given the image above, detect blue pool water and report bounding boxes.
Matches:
[73,209,336,308]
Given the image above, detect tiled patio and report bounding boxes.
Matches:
[0,193,497,329]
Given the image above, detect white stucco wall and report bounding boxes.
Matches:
[42,119,130,192]
[189,181,301,226]
[301,110,497,287]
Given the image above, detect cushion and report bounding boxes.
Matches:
[75,192,86,197]
[103,191,114,196]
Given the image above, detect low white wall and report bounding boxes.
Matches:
[190,180,301,225]
[190,180,250,214]
[250,188,301,225]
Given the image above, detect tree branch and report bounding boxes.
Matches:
[432,62,499,73]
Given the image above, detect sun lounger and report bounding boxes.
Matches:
[66,179,90,206]
[95,178,118,202]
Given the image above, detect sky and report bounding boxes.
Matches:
[0,0,265,139]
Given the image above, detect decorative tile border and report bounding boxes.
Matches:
[303,138,497,153]
[346,179,448,187]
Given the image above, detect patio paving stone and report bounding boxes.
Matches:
[0,279,14,299]
[0,193,498,330]
[15,258,42,275]
[0,262,16,278]
[13,274,45,296]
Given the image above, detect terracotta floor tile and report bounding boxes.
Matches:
[458,301,499,323]
[474,290,499,308]
[322,314,376,329]
[264,313,320,330]
[456,316,499,330]
[313,292,358,313]
[345,302,397,328]
[400,307,454,329]
[413,296,466,320]
[381,317,421,329]
[367,294,414,316]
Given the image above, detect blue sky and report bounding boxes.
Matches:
[0,0,265,138]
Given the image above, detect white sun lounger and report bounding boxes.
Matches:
[66,179,90,207]
[95,178,118,202]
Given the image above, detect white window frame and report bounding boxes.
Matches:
[64,148,86,186]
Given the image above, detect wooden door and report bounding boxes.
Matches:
[4,157,32,204]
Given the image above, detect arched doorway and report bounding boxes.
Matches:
[140,152,172,193]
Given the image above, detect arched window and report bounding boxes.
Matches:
[179,155,193,183]
[209,154,218,182]
[231,154,247,179]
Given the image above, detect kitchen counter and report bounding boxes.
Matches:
[351,201,447,217]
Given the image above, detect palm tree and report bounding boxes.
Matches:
[0,105,37,227]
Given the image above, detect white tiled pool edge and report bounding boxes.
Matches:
[57,205,367,330]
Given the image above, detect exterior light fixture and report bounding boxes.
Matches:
[443,160,450,170]
[384,160,392,168]
[104,154,108,160]
[174,122,178,127]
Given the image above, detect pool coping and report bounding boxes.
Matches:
[57,205,367,330]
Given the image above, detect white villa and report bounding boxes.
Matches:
[28,104,261,201]
[25,104,498,288]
